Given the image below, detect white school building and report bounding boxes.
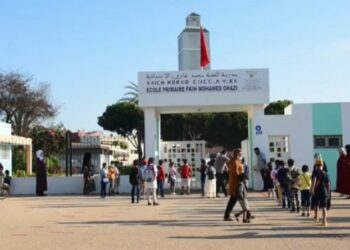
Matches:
[138,13,349,191]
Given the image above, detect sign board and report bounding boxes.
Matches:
[138,69,269,108]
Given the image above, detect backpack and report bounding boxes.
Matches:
[277,168,289,187]
[207,167,215,180]
[143,165,156,183]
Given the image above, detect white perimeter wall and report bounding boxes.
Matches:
[10,175,202,195]
[251,104,314,190]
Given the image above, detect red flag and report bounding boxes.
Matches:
[200,26,210,68]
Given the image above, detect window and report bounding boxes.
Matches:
[314,135,342,148]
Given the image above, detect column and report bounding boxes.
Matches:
[144,108,160,161]
[248,105,266,191]
[26,143,32,175]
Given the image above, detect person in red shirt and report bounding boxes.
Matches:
[157,160,166,198]
[180,159,192,195]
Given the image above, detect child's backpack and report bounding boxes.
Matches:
[207,167,215,180]
[277,168,289,187]
[143,165,156,183]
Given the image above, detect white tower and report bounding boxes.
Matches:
[178,13,211,70]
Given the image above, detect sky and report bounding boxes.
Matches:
[1,0,350,131]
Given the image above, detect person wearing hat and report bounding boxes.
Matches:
[311,159,330,226]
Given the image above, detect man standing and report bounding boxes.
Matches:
[254,147,267,192]
[214,150,230,197]
[224,148,244,221]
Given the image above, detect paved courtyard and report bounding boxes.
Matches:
[1,192,350,250]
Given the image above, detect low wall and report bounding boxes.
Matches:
[10,175,202,195]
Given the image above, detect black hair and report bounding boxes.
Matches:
[221,150,226,155]
[287,158,294,167]
[133,159,138,166]
[201,159,206,164]
[302,165,309,173]
[5,169,9,175]
[158,159,164,165]
[148,157,154,164]
[183,159,188,164]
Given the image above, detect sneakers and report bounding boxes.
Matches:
[322,221,328,227]
[242,219,251,223]
[301,212,305,216]
[234,214,240,222]
[153,202,159,206]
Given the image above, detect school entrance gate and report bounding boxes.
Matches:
[138,68,269,190]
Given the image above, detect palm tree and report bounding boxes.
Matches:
[118,81,138,104]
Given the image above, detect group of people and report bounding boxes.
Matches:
[128,158,193,205]
[251,146,346,226]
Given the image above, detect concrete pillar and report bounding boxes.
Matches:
[248,105,266,190]
[26,144,32,175]
[144,108,160,161]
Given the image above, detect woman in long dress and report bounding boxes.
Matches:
[205,160,216,198]
[36,149,47,196]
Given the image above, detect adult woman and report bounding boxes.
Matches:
[311,159,330,226]
[36,149,48,196]
[82,152,95,195]
[336,148,346,194]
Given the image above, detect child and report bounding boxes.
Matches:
[168,161,177,195]
[311,159,330,226]
[272,160,282,205]
[299,165,311,216]
[277,160,290,209]
[234,174,254,223]
[266,162,274,199]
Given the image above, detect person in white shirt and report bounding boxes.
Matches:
[143,157,159,206]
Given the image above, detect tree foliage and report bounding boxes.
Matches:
[0,72,57,136]
[118,81,138,104]
[98,102,144,161]
[264,100,293,115]
[30,124,67,156]
[162,112,248,149]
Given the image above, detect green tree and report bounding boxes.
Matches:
[30,124,66,174]
[31,124,66,156]
[98,102,144,162]
[264,100,293,115]
[161,113,211,141]
[204,112,248,149]
[118,81,138,104]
